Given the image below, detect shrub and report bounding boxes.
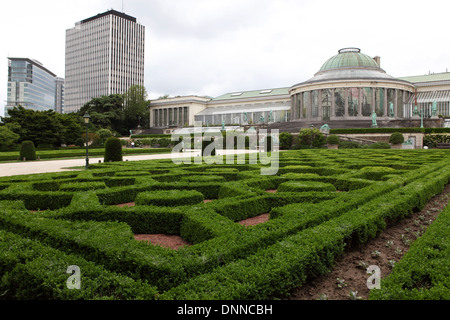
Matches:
[338,141,361,149]
[19,141,37,161]
[326,135,340,145]
[364,142,391,149]
[278,181,336,193]
[297,128,326,149]
[135,189,204,207]
[279,132,293,150]
[75,137,85,148]
[104,137,123,162]
[389,132,405,145]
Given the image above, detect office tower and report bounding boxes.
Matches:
[64,9,145,113]
[5,58,61,115]
[55,77,65,114]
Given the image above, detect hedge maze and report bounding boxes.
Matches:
[0,149,449,300]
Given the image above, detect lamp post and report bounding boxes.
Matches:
[83,113,90,169]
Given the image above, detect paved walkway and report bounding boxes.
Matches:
[0,150,260,177]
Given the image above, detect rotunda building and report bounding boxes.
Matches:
[289,48,416,122]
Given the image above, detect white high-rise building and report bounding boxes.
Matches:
[64,9,145,113]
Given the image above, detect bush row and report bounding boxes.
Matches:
[0,217,158,300]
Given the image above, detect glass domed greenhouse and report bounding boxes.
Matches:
[289,47,416,121]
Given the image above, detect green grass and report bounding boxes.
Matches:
[0,147,172,162]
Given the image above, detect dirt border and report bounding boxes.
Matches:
[286,184,450,300]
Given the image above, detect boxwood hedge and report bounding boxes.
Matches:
[0,149,449,300]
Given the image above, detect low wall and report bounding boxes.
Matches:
[339,133,424,149]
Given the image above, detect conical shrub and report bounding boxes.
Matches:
[19,140,37,161]
[104,137,123,162]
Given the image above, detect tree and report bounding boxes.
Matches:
[2,106,67,147]
[0,125,20,151]
[97,128,113,144]
[78,94,126,135]
[123,85,150,130]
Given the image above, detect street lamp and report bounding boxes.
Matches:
[83,113,90,169]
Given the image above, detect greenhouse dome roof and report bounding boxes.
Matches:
[318,48,380,72]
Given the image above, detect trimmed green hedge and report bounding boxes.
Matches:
[0,148,449,299]
[135,190,204,207]
[0,227,158,300]
[277,181,336,193]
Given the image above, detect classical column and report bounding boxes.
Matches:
[344,88,349,118]
[318,90,323,119]
[383,88,388,117]
[306,91,312,119]
[393,90,398,118]
[291,95,297,120]
[372,88,376,113]
[299,93,303,119]
[331,89,335,118]
[358,88,363,118]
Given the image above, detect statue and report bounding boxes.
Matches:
[371,112,378,128]
[243,112,248,123]
[260,115,265,123]
[389,102,394,117]
[221,119,225,131]
[432,100,437,117]
[320,124,330,134]
[269,109,273,122]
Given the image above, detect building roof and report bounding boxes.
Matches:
[318,48,380,73]
[81,9,137,24]
[212,87,290,101]
[8,57,57,78]
[398,72,450,84]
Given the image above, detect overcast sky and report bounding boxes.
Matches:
[1,0,450,117]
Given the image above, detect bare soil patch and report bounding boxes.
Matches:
[116,202,135,207]
[266,189,277,193]
[239,213,270,227]
[134,234,191,250]
[286,184,450,300]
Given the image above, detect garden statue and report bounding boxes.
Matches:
[243,112,248,123]
[389,102,394,117]
[320,124,330,134]
[371,112,378,128]
[221,120,225,131]
[260,115,265,123]
[432,100,437,117]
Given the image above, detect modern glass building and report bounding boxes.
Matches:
[64,10,145,113]
[5,58,62,115]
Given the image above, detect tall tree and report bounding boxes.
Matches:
[1,106,83,147]
[78,94,126,135]
[123,85,150,130]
